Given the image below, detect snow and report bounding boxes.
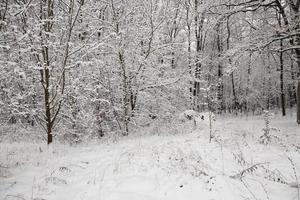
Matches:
[1,115,300,200]
[178,110,215,129]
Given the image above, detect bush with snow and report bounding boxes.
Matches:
[178,110,215,130]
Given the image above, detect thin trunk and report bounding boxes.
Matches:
[226,15,238,113]
[194,0,200,111]
[186,3,193,108]
[119,51,130,136]
[216,24,224,113]
[40,0,54,144]
[295,22,300,124]
[41,0,78,144]
[193,0,204,111]
[290,2,300,123]
[245,51,252,114]
[279,39,286,116]
[276,8,286,116]
[290,61,297,107]
[44,68,52,144]
[231,72,238,112]
[296,48,300,124]
[267,53,272,110]
[279,0,300,123]
[297,80,300,124]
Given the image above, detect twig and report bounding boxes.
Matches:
[288,156,300,200]
[230,162,268,179]
[241,178,259,200]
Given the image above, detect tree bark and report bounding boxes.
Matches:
[193,0,204,111]
[297,80,300,124]
[289,61,297,108]
[216,24,224,113]
[289,0,300,123]
[186,3,193,108]
[40,0,54,145]
[245,51,252,114]
[231,72,238,112]
[279,39,286,116]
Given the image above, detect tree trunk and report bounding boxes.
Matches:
[44,67,53,145]
[245,51,252,114]
[297,80,300,124]
[231,72,238,113]
[290,61,297,108]
[226,15,238,114]
[47,128,53,144]
[186,4,193,108]
[287,0,300,123]
[119,51,130,136]
[193,0,205,111]
[216,24,224,113]
[279,39,286,116]
[295,32,300,124]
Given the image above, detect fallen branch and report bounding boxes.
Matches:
[230,163,268,179]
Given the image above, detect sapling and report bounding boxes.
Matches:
[259,110,271,144]
[259,110,279,144]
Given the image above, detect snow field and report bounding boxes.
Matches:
[0,115,300,200]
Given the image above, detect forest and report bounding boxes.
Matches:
[0,0,299,143]
[1,0,300,200]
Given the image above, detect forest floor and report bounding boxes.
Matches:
[1,114,300,200]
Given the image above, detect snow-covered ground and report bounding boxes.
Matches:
[1,115,300,200]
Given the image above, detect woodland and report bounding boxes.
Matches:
[0,0,300,143]
[2,1,300,200]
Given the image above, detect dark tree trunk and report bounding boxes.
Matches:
[193,0,205,111]
[44,67,53,145]
[226,15,238,113]
[47,129,53,144]
[279,39,286,116]
[245,51,252,114]
[186,7,193,108]
[216,24,224,112]
[231,72,238,112]
[287,0,300,123]
[295,27,300,124]
[119,51,130,136]
[290,61,297,108]
[296,48,300,124]
[297,80,300,124]
[41,0,54,145]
